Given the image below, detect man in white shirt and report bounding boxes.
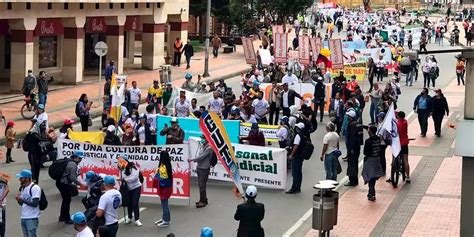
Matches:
[320,122,340,181]
[175,95,191,118]
[33,104,48,129]
[375,55,386,82]
[71,212,94,237]
[281,70,299,86]
[128,81,141,113]
[16,169,41,237]
[208,91,224,116]
[251,91,270,124]
[96,176,122,237]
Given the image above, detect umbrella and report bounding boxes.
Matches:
[384,7,398,12]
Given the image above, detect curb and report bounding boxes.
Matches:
[0,69,244,146]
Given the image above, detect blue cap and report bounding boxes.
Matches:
[71,212,87,224]
[37,104,45,110]
[280,116,289,123]
[253,80,260,86]
[103,175,116,185]
[185,73,192,80]
[16,169,32,179]
[200,227,214,237]
[84,171,96,182]
[72,150,85,159]
[232,108,240,114]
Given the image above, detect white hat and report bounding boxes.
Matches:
[346,110,356,118]
[171,117,178,123]
[246,185,257,198]
[107,125,116,132]
[295,122,305,129]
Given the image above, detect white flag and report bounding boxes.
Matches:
[377,104,401,157]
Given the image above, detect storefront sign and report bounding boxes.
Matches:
[58,139,191,199]
[34,18,64,37]
[329,39,344,69]
[156,115,241,145]
[240,123,279,142]
[86,17,107,33]
[189,138,287,189]
[125,16,140,31]
[310,38,322,61]
[274,33,287,64]
[298,35,311,65]
[241,37,257,65]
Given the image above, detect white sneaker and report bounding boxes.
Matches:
[135,220,143,227]
[154,219,163,225]
[157,222,169,228]
[124,218,132,224]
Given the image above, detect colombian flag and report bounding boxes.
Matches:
[109,73,125,124]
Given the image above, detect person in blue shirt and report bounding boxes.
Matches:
[413,88,432,137]
[104,61,116,81]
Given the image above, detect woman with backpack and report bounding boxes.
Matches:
[118,156,143,227]
[76,93,92,131]
[153,150,173,228]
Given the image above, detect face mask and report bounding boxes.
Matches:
[132,115,137,119]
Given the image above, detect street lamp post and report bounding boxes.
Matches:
[203,0,211,77]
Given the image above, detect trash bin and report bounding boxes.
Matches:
[332,191,339,226]
[312,192,337,231]
[160,65,172,84]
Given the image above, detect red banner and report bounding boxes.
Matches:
[34,18,64,37]
[241,37,257,65]
[329,39,344,69]
[310,38,322,61]
[125,16,140,31]
[298,36,310,65]
[274,33,288,64]
[85,17,107,33]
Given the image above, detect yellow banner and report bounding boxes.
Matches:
[330,63,367,81]
[68,129,104,144]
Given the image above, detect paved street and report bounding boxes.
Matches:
[0,39,465,236]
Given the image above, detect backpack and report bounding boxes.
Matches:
[298,134,315,160]
[22,133,31,152]
[75,102,81,117]
[355,122,364,146]
[48,158,72,181]
[22,184,48,211]
[210,152,218,168]
[284,125,296,148]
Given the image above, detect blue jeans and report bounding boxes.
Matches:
[290,158,304,191]
[405,69,413,86]
[369,102,379,124]
[38,93,47,107]
[324,153,338,181]
[161,198,170,222]
[21,218,38,237]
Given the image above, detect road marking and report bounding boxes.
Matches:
[118,207,146,224]
[282,159,364,237]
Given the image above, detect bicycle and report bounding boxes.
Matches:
[390,154,406,188]
[20,94,37,120]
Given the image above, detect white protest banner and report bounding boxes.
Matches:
[57,139,191,199]
[189,137,287,189]
[329,39,344,69]
[258,48,272,66]
[274,33,288,64]
[240,123,278,142]
[241,37,257,65]
[166,86,213,114]
[298,36,311,65]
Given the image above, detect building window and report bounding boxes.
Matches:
[38,36,58,68]
[80,3,84,9]
[7,2,12,10]
[47,3,52,9]
[134,3,138,8]
[109,3,113,9]
[120,3,124,9]
[157,3,161,8]
[146,3,150,8]
[95,3,99,9]
[64,3,68,9]
[26,2,31,10]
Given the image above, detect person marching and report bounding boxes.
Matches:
[188,135,213,208]
[234,186,265,237]
[118,157,143,227]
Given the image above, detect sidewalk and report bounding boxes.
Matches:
[0,42,254,143]
[297,79,464,237]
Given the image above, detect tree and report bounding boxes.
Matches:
[257,0,313,24]
[189,0,207,42]
[212,0,232,35]
[229,0,256,35]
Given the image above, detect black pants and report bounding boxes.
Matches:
[335,118,342,134]
[408,40,413,50]
[186,56,191,68]
[417,109,429,136]
[197,168,210,202]
[368,178,376,197]
[56,182,72,220]
[213,47,219,57]
[290,158,304,191]
[368,75,374,92]
[376,70,384,82]
[379,145,387,175]
[127,187,141,220]
[28,152,41,184]
[457,73,465,85]
[420,44,427,52]
[269,102,280,125]
[257,117,268,125]
[347,148,360,185]
[80,116,89,132]
[282,107,290,117]
[127,103,138,114]
[6,148,12,162]
[314,100,324,122]
[0,207,5,237]
[432,113,444,136]
[173,52,181,66]
[99,222,119,237]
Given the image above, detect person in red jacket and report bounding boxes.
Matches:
[396,111,411,183]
